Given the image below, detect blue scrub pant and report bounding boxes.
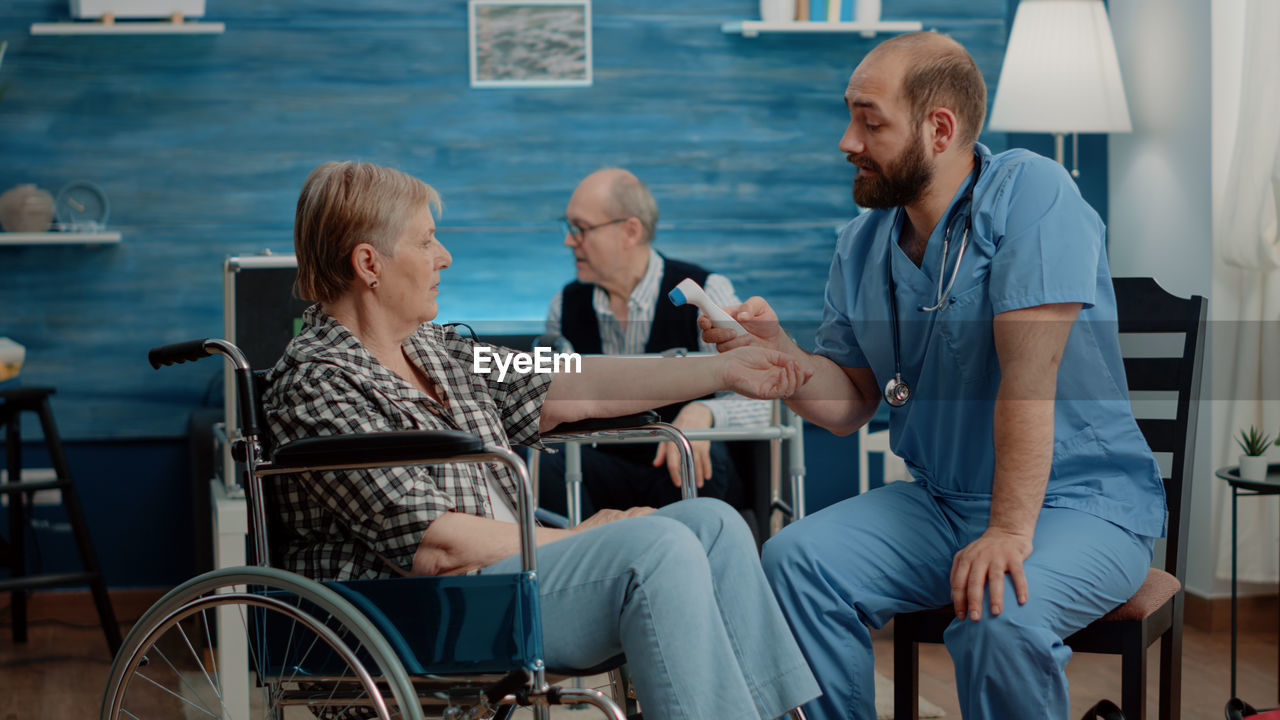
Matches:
[762,481,1153,720]
[482,498,820,720]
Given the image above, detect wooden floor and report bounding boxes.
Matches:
[1,591,1277,719]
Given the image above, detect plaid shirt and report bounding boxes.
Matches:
[262,305,550,581]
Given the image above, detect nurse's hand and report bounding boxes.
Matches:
[949,528,1033,621]
[699,296,788,352]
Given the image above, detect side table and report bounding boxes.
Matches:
[1215,463,1280,703]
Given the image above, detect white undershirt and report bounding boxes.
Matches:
[485,473,518,523]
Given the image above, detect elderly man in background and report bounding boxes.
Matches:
[540,168,771,519]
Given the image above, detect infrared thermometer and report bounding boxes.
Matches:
[668,278,747,337]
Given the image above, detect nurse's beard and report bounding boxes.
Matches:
[852,136,933,209]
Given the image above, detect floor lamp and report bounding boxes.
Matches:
[987,0,1132,176]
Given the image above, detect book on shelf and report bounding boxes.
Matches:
[775,0,867,24]
[799,0,855,23]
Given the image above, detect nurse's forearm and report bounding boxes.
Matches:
[784,351,880,436]
[989,392,1053,538]
[706,312,879,435]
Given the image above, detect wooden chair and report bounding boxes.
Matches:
[892,276,1207,720]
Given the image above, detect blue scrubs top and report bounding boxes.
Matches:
[815,144,1166,538]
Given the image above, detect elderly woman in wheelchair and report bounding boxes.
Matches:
[108,161,819,720]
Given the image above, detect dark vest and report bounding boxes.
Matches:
[560,255,712,431]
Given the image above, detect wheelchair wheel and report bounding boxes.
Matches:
[101,567,425,720]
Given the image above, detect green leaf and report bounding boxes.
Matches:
[1238,425,1272,456]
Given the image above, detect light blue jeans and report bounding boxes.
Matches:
[481,498,820,720]
[762,481,1154,720]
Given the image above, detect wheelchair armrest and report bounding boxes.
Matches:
[542,411,661,438]
[270,430,487,469]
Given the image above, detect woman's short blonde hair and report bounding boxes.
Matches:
[293,161,441,303]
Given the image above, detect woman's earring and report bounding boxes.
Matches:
[369,279,379,289]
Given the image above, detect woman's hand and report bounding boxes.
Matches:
[574,506,655,532]
[717,346,810,400]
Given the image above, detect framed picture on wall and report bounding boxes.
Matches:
[468,0,592,88]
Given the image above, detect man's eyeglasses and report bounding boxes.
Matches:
[561,217,628,242]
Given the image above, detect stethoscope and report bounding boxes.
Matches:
[883,161,981,407]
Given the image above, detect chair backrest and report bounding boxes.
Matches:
[1112,276,1207,583]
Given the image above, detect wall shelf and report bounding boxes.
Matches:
[30,21,224,35]
[722,20,923,38]
[0,231,122,245]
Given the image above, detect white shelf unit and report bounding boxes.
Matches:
[722,20,923,37]
[0,231,122,245]
[30,21,223,35]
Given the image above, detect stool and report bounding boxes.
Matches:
[0,387,121,655]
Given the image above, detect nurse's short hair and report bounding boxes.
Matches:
[883,32,988,146]
[293,161,441,304]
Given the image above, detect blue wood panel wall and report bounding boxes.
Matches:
[0,0,1106,441]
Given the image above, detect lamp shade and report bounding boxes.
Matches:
[988,0,1132,134]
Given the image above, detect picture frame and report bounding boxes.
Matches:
[468,0,592,88]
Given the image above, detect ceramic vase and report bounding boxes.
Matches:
[0,184,55,233]
[1240,453,1270,482]
[760,0,796,22]
[856,0,882,24]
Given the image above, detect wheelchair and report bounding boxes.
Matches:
[101,337,710,720]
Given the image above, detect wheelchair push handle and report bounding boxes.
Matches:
[148,338,251,372]
[148,339,213,368]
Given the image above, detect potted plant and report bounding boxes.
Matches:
[1237,425,1272,482]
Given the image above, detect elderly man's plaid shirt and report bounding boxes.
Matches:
[263,305,550,581]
